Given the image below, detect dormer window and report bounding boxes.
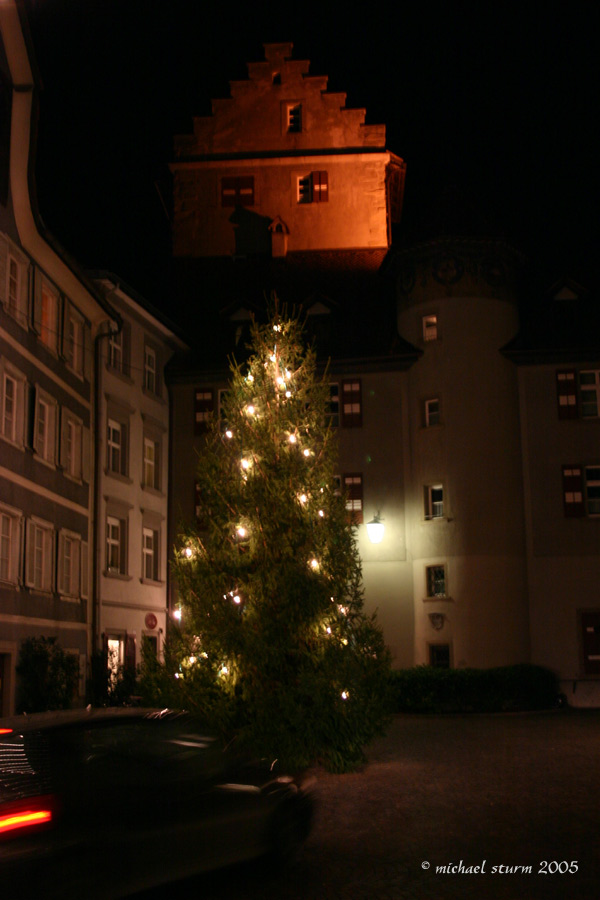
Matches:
[287,103,302,132]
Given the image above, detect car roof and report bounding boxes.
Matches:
[0,707,187,733]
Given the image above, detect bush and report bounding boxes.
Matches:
[390,664,559,714]
[16,636,80,713]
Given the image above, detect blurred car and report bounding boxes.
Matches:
[0,707,314,898]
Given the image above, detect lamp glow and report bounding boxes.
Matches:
[366,513,385,544]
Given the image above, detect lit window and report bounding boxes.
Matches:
[143,437,160,490]
[287,103,302,132]
[107,418,127,476]
[344,473,364,525]
[425,484,444,519]
[39,281,58,352]
[25,519,54,592]
[221,176,255,207]
[144,345,158,394]
[142,527,159,581]
[426,564,446,597]
[423,315,438,342]
[106,516,126,575]
[341,380,362,428]
[297,171,328,204]
[424,398,440,427]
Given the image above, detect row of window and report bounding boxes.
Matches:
[556,369,600,419]
[107,327,162,397]
[194,380,363,435]
[0,361,89,479]
[562,465,600,517]
[0,507,87,598]
[1,236,88,378]
[220,171,329,208]
[105,413,162,492]
[105,515,161,583]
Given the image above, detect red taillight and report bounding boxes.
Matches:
[0,729,13,735]
[0,797,55,839]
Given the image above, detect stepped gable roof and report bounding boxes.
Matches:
[167,249,420,378]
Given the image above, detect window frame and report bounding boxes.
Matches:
[63,303,84,377]
[0,504,22,586]
[425,564,447,598]
[220,176,255,208]
[343,473,364,525]
[106,515,127,576]
[195,389,214,435]
[422,314,438,342]
[33,387,58,466]
[58,530,82,598]
[0,361,26,448]
[143,343,159,396]
[297,171,328,204]
[61,410,84,481]
[143,435,160,491]
[142,526,159,583]
[341,379,362,428]
[424,484,444,520]
[424,397,441,427]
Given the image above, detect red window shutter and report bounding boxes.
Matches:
[562,465,585,517]
[314,171,328,202]
[341,380,362,428]
[125,634,136,673]
[556,370,578,419]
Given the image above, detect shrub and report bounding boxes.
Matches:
[16,636,80,713]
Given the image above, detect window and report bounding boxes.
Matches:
[33,389,58,465]
[58,531,81,598]
[106,516,127,575]
[108,330,123,372]
[107,418,127,476]
[297,171,328,204]
[429,644,451,668]
[221,176,255,207]
[341,380,362,428]
[424,398,440,427]
[36,279,59,352]
[143,436,160,490]
[287,103,302,132]
[580,612,600,676]
[1,239,28,326]
[344,473,364,525]
[562,465,600,517]
[195,389,214,434]
[25,519,54,592]
[556,369,600,419]
[142,527,159,582]
[61,412,83,480]
[0,362,26,448]
[426,564,446,597]
[425,484,444,519]
[64,305,84,376]
[143,344,158,395]
[422,314,438,342]
[327,383,340,427]
[579,371,600,418]
[0,505,21,585]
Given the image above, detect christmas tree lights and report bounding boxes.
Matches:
[149,305,391,772]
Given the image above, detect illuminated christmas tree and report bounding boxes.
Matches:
[166,307,391,771]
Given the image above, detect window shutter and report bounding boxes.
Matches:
[25,519,35,587]
[556,370,578,419]
[33,270,42,334]
[60,407,68,469]
[562,465,585,517]
[57,531,66,594]
[45,528,54,592]
[314,171,328,202]
[0,236,7,306]
[82,426,91,483]
[125,633,136,673]
[83,322,93,382]
[81,540,89,599]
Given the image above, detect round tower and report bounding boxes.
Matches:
[395,232,530,668]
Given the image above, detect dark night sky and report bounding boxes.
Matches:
[20,0,599,309]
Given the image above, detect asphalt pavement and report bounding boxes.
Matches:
[137,709,600,900]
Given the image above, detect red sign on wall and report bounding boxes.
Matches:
[145,613,158,630]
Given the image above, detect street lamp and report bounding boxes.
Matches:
[366,513,385,544]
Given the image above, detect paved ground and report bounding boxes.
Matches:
[138,710,600,900]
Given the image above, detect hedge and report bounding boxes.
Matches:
[390,664,559,714]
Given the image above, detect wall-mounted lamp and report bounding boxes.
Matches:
[366,513,385,544]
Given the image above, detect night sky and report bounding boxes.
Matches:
[21,0,598,310]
